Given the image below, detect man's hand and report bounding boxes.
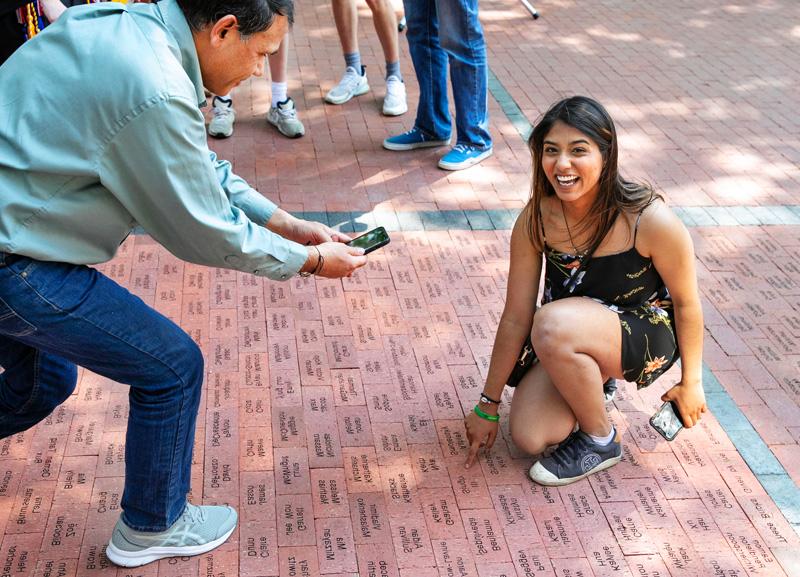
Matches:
[266,209,351,245]
[291,219,352,246]
[301,242,366,278]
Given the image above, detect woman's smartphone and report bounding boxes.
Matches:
[346,226,390,254]
[650,401,684,441]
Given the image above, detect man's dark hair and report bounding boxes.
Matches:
[178,0,294,37]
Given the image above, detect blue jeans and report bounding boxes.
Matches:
[403,0,492,149]
[0,252,203,531]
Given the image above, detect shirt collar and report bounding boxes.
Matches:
[157,0,206,107]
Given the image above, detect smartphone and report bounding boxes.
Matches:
[346,226,390,255]
[650,401,684,441]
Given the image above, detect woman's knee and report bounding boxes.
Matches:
[531,304,576,357]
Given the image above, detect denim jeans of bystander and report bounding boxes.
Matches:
[402,0,492,149]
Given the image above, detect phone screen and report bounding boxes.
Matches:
[347,227,390,254]
[650,401,684,441]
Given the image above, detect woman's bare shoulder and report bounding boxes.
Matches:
[635,198,688,255]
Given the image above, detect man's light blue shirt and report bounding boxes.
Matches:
[0,0,307,280]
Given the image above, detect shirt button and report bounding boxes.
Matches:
[281,274,287,279]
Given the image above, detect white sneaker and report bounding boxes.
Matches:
[382,76,407,116]
[267,97,305,138]
[208,96,235,138]
[325,66,369,105]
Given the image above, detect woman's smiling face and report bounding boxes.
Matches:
[541,120,605,205]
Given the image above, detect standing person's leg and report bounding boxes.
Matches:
[382,0,451,150]
[207,92,236,138]
[435,0,493,170]
[0,253,236,566]
[325,0,370,105]
[267,33,305,138]
[364,0,407,115]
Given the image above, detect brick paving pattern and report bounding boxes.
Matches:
[2,0,800,576]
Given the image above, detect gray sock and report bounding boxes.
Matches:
[344,52,362,74]
[386,61,401,81]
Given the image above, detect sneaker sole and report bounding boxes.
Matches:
[324,83,370,105]
[382,102,408,116]
[105,525,236,568]
[438,149,493,171]
[528,454,622,487]
[268,119,305,139]
[383,138,450,151]
[207,129,233,139]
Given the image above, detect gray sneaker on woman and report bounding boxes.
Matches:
[529,429,622,486]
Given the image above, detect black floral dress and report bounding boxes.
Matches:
[541,214,678,388]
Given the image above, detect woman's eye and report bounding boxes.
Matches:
[573,148,586,154]
[544,147,558,154]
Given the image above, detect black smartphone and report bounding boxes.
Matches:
[346,226,390,255]
[650,401,684,441]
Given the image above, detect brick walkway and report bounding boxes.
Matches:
[2,0,800,576]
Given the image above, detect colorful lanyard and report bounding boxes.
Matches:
[18,0,129,41]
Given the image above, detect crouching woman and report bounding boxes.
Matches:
[464,96,706,486]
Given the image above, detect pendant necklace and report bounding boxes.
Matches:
[560,200,585,257]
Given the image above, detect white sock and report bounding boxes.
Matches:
[588,427,615,445]
[271,82,288,106]
[214,93,232,106]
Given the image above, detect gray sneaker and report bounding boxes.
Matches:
[324,66,369,105]
[105,503,238,567]
[529,429,621,486]
[267,97,305,138]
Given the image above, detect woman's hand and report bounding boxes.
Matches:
[464,410,499,469]
[661,381,706,428]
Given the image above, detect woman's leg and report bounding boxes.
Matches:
[532,297,624,437]
[508,363,576,456]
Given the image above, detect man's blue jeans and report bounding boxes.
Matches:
[0,252,203,531]
[403,0,492,150]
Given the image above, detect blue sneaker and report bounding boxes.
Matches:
[528,428,622,486]
[383,127,450,151]
[437,144,493,171]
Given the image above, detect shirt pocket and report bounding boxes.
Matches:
[0,296,38,338]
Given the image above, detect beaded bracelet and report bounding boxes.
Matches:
[473,404,499,422]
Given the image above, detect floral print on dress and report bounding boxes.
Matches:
[543,244,678,389]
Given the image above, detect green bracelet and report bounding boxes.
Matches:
[473,404,500,422]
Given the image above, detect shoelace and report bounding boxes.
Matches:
[181,503,208,524]
[213,106,232,119]
[452,144,472,154]
[549,431,592,467]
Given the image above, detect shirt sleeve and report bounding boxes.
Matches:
[210,150,277,226]
[97,95,307,281]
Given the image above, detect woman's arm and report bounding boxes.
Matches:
[640,201,707,427]
[464,211,542,467]
[482,214,543,403]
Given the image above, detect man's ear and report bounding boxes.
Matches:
[209,14,238,47]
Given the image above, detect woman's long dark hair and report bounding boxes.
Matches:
[523,96,661,251]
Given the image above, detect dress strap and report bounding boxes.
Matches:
[632,208,645,248]
[537,208,547,243]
